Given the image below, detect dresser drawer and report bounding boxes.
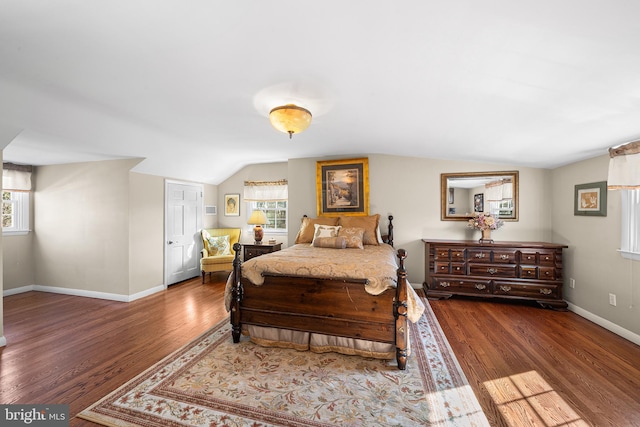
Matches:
[468,249,491,262]
[539,267,556,280]
[520,251,537,264]
[493,250,517,263]
[469,263,517,278]
[434,248,450,260]
[434,262,450,274]
[538,251,556,266]
[450,249,466,261]
[450,262,466,275]
[432,278,492,294]
[520,266,538,279]
[494,281,560,299]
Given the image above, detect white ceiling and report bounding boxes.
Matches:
[1,1,639,185]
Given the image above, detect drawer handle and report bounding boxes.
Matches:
[455,253,462,257]
[455,266,461,271]
[487,268,498,274]
[439,282,451,288]
[475,253,486,258]
[500,285,511,292]
[540,288,552,295]
[544,256,551,261]
[526,270,534,275]
[475,284,487,290]
[499,254,509,260]
[526,256,533,260]
[544,271,551,276]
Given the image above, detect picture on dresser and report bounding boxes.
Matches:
[574,181,607,216]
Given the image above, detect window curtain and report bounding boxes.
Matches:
[608,140,640,190]
[3,163,32,191]
[243,179,288,201]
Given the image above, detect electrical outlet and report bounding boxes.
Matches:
[569,278,576,289]
[609,293,617,306]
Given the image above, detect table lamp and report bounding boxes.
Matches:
[247,209,268,243]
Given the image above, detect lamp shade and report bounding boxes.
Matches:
[269,104,312,138]
[247,209,268,225]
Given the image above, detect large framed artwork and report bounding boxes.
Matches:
[316,158,369,217]
[574,181,607,216]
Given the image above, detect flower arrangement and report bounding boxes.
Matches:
[468,212,504,231]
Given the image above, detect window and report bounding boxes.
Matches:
[249,200,288,232]
[243,180,288,233]
[620,189,640,260]
[2,190,30,234]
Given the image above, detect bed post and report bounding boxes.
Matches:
[394,248,408,370]
[230,242,243,343]
[387,215,394,247]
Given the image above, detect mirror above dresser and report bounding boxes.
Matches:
[441,170,519,221]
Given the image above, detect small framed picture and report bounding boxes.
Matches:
[224,194,240,216]
[574,181,607,216]
[474,193,484,212]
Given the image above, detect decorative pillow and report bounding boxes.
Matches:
[207,235,231,256]
[294,217,340,244]
[311,224,341,245]
[338,214,380,245]
[312,236,347,249]
[338,227,365,249]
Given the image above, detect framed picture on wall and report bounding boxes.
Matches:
[316,158,369,217]
[474,193,484,212]
[574,181,607,216]
[224,194,240,216]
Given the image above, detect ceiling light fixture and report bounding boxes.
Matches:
[269,104,312,138]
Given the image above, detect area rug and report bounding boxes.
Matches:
[78,298,489,426]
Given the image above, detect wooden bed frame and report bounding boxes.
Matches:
[229,215,411,370]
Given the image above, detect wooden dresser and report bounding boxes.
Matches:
[423,239,568,309]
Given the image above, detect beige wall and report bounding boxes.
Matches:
[288,154,553,283]
[217,162,288,245]
[552,154,639,337]
[128,172,165,295]
[2,152,637,342]
[33,159,141,295]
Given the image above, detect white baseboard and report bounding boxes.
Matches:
[0,335,6,347]
[568,302,640,346]
[3,284,166,302]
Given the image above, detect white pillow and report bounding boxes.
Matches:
[311,224,341,245]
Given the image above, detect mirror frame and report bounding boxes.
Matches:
[441,170,519,221]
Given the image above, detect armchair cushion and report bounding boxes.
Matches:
[207,235,231,256]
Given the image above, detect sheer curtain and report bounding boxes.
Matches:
[607,140,640,260]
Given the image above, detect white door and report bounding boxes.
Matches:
[165,181,203,285]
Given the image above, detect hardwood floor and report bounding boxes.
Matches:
[429,296,640,427]
[1,276,639,426]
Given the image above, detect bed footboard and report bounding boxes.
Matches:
[229,241,409,370]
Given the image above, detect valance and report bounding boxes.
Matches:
[3,163,32,191]
[608,140,640,190]
[243,180,288,201]
[484,179,513,201]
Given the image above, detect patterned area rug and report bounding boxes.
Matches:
[78,298,489,426]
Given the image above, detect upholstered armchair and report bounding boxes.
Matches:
[200,228,241,283]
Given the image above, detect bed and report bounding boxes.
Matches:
[225,214,425,370]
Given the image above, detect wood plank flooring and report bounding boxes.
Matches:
[1,276,639,426]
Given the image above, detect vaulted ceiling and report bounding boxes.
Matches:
[1,1,639,184]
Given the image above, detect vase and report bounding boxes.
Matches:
[479,228,493,243]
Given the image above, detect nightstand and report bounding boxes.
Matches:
[243,242,282,261]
